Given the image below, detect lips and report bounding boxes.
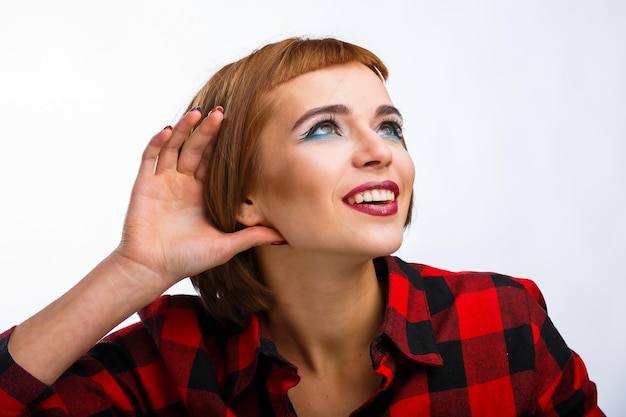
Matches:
[343,180,399,216]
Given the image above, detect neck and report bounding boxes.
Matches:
[256,247,386,372]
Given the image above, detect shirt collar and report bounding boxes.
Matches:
[221,312,296,402]
[222,256,443,401]
[376,256,443,367]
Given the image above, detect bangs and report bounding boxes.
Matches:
[251,38,389,92]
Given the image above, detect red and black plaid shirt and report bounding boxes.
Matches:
[0,256,603,416]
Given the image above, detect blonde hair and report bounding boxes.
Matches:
[187,37,411,326]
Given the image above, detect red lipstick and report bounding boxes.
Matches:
[342,180,400,216]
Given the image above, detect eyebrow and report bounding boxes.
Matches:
[291,104,350,132]
[291,104,403,132]
[376,105,403,120]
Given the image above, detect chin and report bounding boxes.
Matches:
[361,234,404,259]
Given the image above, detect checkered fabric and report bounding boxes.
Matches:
[0,256,603,416]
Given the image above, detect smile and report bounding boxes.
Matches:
[343,181,400,216]
[345,189,395,205]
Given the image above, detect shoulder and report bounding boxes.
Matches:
[139,294,206,326]
[391,257,548,317]
[138,294,222,348]
[390,260,603,414]
[393,258,553,366]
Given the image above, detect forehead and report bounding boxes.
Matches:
[266,62,392,116]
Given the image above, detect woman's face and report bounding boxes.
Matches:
[240,62,415,259]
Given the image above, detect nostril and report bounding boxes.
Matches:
[363,159,391,168]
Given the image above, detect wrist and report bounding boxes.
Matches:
[103,249,175,308]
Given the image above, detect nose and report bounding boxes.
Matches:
[352,128,393,169]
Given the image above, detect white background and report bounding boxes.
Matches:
[0,1,623,414]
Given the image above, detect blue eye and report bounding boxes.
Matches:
[302,119,342,141]
[378,121,403,140]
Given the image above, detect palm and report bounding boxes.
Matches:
[125,164,217,278]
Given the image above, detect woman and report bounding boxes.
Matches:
[0,38,602,416]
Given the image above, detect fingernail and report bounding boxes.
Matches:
[189,106,202,114]
[208,105,224,116]
[163,125,173,130]
[271,240,288,246]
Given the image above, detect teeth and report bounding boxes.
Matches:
[346,188,396,205]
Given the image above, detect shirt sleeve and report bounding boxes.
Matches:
[0,327,54,416]
[520,280,605,417]
[0,323,184,416]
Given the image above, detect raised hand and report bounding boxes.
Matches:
[115,107,283,294]
[8,108,283,385]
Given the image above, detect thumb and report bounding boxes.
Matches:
[227,225,286,253]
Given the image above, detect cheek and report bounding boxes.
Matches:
[264,149,342,196]
[395,150,416,217]
[394,147,415,185]
[405,155,416,184]
[257,154,343,226]
[256,159,310,213]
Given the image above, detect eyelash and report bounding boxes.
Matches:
[301,116,341,141]
[378,120,404,141]
[300,116,404,141]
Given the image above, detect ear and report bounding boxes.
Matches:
[236,197,266,227]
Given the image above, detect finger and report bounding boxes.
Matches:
[224,226,286,256]
[177,106,224,177]
[194,106,224,182]
[138,126,173,178]
[154,108,203,175]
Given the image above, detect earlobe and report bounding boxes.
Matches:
[236,198,265,227]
